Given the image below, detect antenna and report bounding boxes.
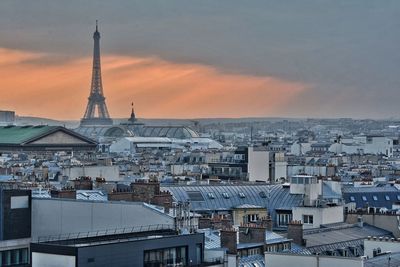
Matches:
[96,20,98,32]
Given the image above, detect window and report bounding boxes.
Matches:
[246,214,259,223]
[248,248,261,256]
[10,196,29,209]
[277,213,292,227]
[350,196,355,202]
[186,191,205,201]
[373,196,378,201]
[303,215,314,224]
[207,192,215,199]
[239,192,246,198]
[397,195,400,201]
[385,195,390,201]
[259,191,267,198]
[362,196,367,201]
[196,244,202,263]
[222,192,229,199]
[0,248,29,266]
[144,246,187,267]
[283,243,290,251]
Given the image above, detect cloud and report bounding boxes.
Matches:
[0,47,308,120]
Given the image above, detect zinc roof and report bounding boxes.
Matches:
[0,125,97,146]
[304,224,392,248]
[161,184,303,224]
[0,126,56,144]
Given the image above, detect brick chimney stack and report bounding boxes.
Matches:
[261,215,273,231]
[287,220,304,246]
[238,223,266,244]
[220,228,238,254]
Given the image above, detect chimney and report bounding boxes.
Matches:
[288,220,304,246]
[50,189,76,199]
[220,229,237,254]
[239,224,266,244]
[357,216,364,228]
[261,215,273,231]
[198,217,212,229]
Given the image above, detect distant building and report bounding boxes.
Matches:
[31,198,174,239]
[0,110,15,126]
[31,228,204,267]
[0,125,97,153]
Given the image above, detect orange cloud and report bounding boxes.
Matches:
[0,47,308,120]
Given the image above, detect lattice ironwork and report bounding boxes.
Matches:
[81,21,113,126]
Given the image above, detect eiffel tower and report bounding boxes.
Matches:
[80,21,113,126]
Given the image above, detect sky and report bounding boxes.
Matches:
[0,1,399,120]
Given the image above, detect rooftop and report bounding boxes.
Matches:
[0,125,58,144]
[304,224,392,248]
[162,184,303,223]
[141,126,199,139]
[35,224,177,246]
[365,251,400,267]
[0,125,96,146]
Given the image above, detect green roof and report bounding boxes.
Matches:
[0,126,61,144]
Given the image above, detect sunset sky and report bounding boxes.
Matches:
[0,1,399,120]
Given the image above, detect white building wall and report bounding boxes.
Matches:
[364,136,393,157]
[62,165,120,181]
[247,147,270,182]
[109,137,133,154]
[265,253,363,267]
[31,199,174,239]
[333,136,393,156]
[364,238,400,258]
[274,161,287,181]
[32,253,76,267]
[292,206,344,229]
[290,142,312,156]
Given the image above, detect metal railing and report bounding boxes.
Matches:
[35,223,176,243]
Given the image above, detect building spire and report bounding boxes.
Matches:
[96,20,98,32]
[129,102,136,123]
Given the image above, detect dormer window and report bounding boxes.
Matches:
[207,192,215,199]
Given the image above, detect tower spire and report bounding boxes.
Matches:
[80,21,113,126]
[129,102,137,123]
[96,20,98,32]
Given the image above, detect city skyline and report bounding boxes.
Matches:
[0,1,399,120]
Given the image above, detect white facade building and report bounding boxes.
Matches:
[329,135,393,156]
[109,137,222,154]
[247,146,270,182]
[265,253,363,267]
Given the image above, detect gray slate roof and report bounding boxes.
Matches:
[161,184,303,223]
[303,223,392,257]
[343,185,400,209]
